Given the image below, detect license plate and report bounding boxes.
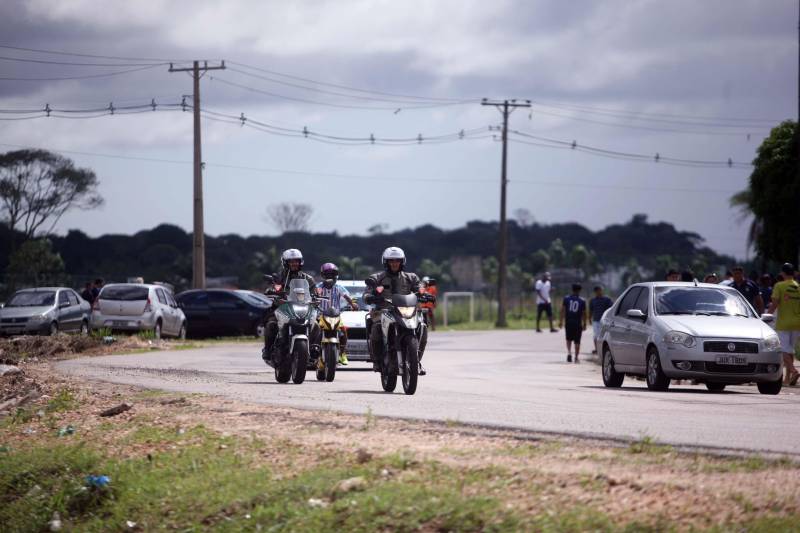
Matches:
[716,355,747,365]
[4,328,22,335]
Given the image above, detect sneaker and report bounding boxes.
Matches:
[338,352,349,366]
[536,329,543,333]
[418,362,427,376]
[591,349,597,355]
[574,357,580,364]
[550,328,558,333]
[790,370,800,387]
[566,354,572,363]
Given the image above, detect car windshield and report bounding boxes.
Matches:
[6,291,55,307]
[100,286,149,301]
[655,287,753,317]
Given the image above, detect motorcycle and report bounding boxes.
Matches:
[264,276,318,384]
[316,304,343,382]
[366,282,433,395]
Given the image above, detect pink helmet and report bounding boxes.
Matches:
[320,262,339,278]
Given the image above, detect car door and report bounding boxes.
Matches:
[209,291,245,336]
[626,287,652,371]
[608,287,642,368]
[178,291,210,337]
[166,292,184,333]
[155,288,176,336]
[56,290,77,331]
[67,290,84,330]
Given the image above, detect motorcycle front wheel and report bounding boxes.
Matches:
[381,350,398,392]
[275,352,292,383]
[401,336,419,395]
[291,339,309,384]
[323,343,337,382]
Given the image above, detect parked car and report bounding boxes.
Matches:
[338,280,370,361]
[176,289,270,338]
[598,282,783,394]
[91,283,186,339]
[0,287,91,336]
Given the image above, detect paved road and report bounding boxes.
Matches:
[57,330,800,455]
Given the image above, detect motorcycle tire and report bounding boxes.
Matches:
[324,343,337,382]
[381,351,398,392]
[402,336,419,395]
[275,354,292,383]
[291,339,309,384]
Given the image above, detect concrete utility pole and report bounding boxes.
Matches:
[169,60,226,289]
[482,98,530,328]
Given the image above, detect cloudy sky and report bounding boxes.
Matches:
[0,0,796,259]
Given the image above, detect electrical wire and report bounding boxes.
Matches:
[0,55,167,67]
[0,44,193,63]
[0,63,165,81]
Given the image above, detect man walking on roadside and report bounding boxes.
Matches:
[535,272,557,333]
[768,263,800,386]
[559,283,587,363]
[732,266,765,314]
[589,286,613,355]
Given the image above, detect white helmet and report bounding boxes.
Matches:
[382,246,406,270]
[281,248,304,268]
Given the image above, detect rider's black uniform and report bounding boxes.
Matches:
[363,270,428,367]
[263,268,317,360]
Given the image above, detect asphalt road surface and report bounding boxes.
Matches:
[58,330,800,456]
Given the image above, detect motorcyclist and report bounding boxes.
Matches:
[262,248,318,364]
[363,246,431,375]
[419,276,438,331]
[312,262,359,366]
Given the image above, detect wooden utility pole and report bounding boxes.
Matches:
[482,98,530,328]
[169,60,226,289]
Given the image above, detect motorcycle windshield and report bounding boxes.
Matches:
[391,293,418,307]
[287,278,311,304]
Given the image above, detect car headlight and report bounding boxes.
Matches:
[397,306,416,319]
[763,334,781,351]
[28,314,49,323]
[664,331,696,348]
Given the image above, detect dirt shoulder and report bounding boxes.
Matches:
[2,347,799,532]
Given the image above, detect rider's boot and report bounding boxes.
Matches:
[418,362,427,376]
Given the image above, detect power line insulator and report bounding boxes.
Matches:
[459,129,465,139]
[303,126,309,138]
[44,103,51,117]
[151,99,157,111]
[239,112,246,126]
[654,153,660,162]
[370,134,375,144]
[181,96,187,112]
[727,158,733,167]
[571,140,577,149]
[108,102,115,115]
[417,134,423,144]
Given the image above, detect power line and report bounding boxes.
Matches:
[0,44,192,63]
[0,64,165,81]
[0,55,167,67]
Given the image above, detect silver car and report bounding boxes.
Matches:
[91,283,186,339]
[598,282,782,395]
[338,280,369,361]
[0,287,91,336]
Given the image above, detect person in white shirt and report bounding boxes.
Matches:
[534,272,557,333]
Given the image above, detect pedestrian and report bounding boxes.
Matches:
[559,284,587,363]
[666,269,680,282]
[767,263,800,386]
[759,273,774,305]
[719,270,734,286]
[731,265,764,314]
[91,278,104,300]
[680,269,695,282]
[535,272,557,333]
[704,273,719,284]
[589,285,613,355]
[80,281,95,304]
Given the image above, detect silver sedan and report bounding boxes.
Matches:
[598,282,782,394]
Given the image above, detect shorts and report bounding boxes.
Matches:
[565,323,582,343]
[592,320,602,340]
[777,331,800,353]
[537,303,553,317]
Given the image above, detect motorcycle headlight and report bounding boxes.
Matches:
[763,334,780,351]
[292,304,309,319]
[397,306,416,319]
[663,331,695,348]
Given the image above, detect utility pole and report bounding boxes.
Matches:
[169,60,226,289]
[482,98,530,328]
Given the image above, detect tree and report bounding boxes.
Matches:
[266,203,313,233]
[418,258,453,285]
[730,120,799,265]
[513,208,534,228]
[0,149,103,244]
[529,249,550,274]
[367,223,389,235]
[6,238,65,287]
[569,244,590,273]
[547,239,567,268]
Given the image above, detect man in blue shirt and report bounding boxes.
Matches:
[559,284,587,363]
[589,286,613,355]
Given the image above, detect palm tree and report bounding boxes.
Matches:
[729,188,764,262]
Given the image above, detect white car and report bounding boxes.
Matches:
[91,283,186,339]
[338,280,370,361]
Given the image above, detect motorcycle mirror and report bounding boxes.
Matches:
[364,278,377,289]
[263,274,274,283]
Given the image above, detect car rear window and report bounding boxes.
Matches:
[100,286,150,301]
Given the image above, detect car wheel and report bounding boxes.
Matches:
[153,321,162,340]
[705,382,726,393]
[645,346,670,391]
[255,322,265,338]
[48,322,59,336]
[80,320,89,336]
[757,379,782,395]
[602,346,624,388]
[178,323,186,340]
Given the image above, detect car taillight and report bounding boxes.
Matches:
[144,298,152,312]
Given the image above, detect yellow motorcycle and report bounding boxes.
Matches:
[316,306,344,382]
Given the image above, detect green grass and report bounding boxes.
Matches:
[626,435,673,456]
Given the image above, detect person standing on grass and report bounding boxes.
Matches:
[588,285,613,355]
[559,283,587,363]
[767,263,800,386]
[535,272,557,333]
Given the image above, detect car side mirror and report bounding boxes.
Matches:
[760,313,775,323]
[626,309,646,319]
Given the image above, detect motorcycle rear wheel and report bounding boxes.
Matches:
[291,339,309,384]
[402,336,419,395]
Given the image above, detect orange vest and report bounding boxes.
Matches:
[420,285,437,309]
